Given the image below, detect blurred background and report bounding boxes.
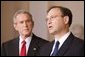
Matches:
[1,1,84,44]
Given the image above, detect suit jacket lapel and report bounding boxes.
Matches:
[48,41,55,56]
[42,41,54,56]
[27,34,38,56]
[10,38,19,56]
[57,33,74,56]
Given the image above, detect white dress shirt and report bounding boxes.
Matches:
[19,35,32,55]
[50,31,71,56]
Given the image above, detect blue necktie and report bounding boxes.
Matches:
[51,41,60,56]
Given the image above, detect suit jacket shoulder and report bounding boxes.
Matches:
[57,33,84,56]
[1,34,49,56]
[39,33,84,56]
[39,40,54,56]
[26,34,49,56]
[1,38,19,56]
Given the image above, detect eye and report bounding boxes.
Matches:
[46,18,49,22]
[26,20,31,22]
[51,16,57,19]
[51,16,54,18]
[25,19,32,24]
[20,21,24,24]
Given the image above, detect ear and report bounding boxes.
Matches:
[64,16,69,24]
[32,21,34,28]
[14,23,18,31]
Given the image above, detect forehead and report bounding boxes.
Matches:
[14,13,32,22]
[16,13,30,19]
[47,8,62,16]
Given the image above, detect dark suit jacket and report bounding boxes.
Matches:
[1,34,49,56]
[39,33,84,56]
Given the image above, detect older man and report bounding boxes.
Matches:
[1,10,48,56]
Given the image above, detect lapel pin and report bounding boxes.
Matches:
[33,48,36,51]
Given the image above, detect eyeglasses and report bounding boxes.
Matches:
[46,15,64,22]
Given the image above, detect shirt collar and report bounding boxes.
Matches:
[54,31,71,49]
[19,34,32,45]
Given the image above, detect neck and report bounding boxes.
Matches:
[54,28,69,40]
[20,34,31,40]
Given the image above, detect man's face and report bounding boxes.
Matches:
[14,13,33,37]
[46,8,67,35]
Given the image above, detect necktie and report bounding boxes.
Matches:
[20,41,26,56]
[51,41,60,56]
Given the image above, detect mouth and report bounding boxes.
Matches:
[23,29,29,31]
[48,26,52,29]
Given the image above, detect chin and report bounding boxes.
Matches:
[49,31,56,35]
[24,34,31,37]
[23,32,30,35]
[49,31,54,34]
[49,30,53,33]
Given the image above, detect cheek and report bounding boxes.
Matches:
[53,20,59,27]
[47,22,49,28]
[53,22,59,30]
[53,19,64,28]
[28,23,33,29]
[16,24,23,32]
[58,18,65,25]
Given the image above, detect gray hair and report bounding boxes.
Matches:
[13,10,33,24]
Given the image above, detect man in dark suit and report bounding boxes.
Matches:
[1,10,48,56]
[39,6,84,56]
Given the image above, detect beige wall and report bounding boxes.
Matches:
[29,1,48,40]
[1,1,84,44]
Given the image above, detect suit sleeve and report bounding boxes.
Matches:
[1,43,6,56]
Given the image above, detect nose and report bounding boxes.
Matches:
[49,21,51,24]
[47,19,52,25]
[23,22,27,27]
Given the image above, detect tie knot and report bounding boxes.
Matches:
[22,41,26,45]
[55,41,60,49]
[56,41,60,46]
